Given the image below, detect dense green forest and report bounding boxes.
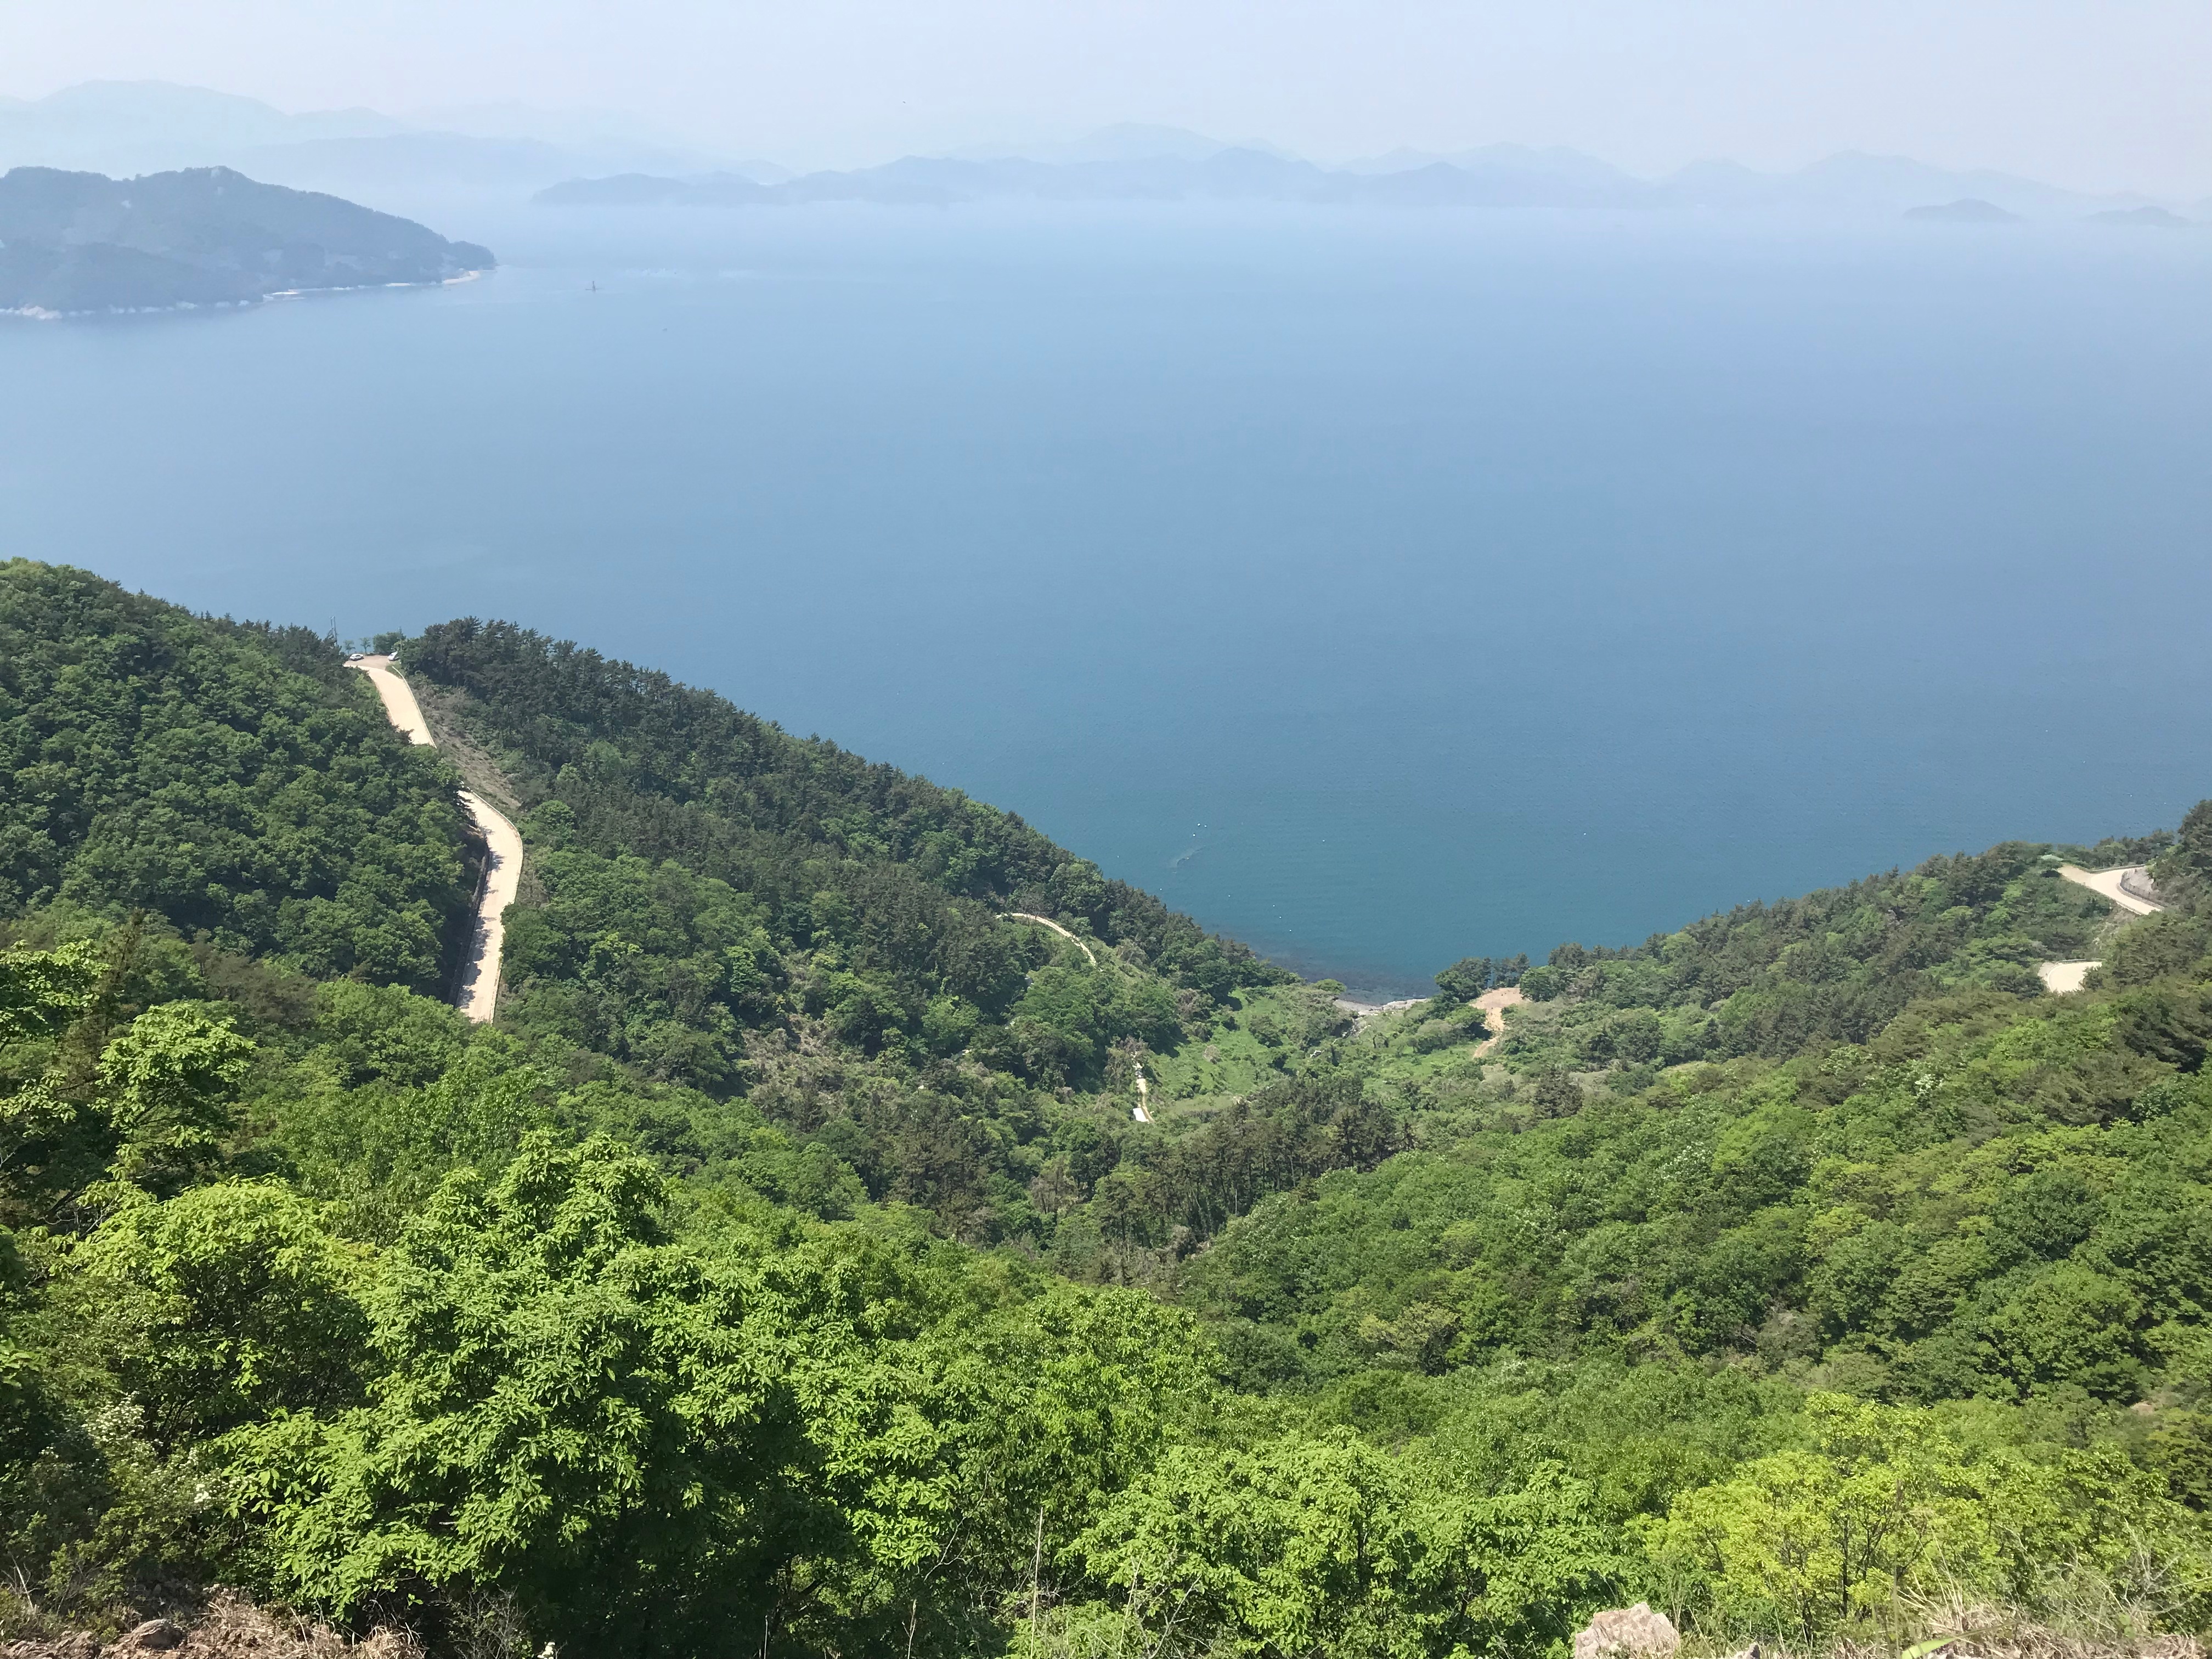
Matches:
[0,562,472,991]
[7,557,2212,1658]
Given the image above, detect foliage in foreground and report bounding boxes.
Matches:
[8,562,2212,1656]
[9,852,2210,1656]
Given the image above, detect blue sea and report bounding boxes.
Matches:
[5,201,2209,997]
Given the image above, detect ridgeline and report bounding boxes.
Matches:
[0,166,492,315]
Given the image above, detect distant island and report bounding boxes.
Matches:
[0,165,494,317]
[2091,204,2195,228]
[1903,197,2023,224]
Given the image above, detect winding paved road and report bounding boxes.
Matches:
[350,655,522,1024]
[2057,863,2166,917]
[2035,863,2169,994]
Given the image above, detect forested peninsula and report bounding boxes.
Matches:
[0,167,493,316]
[7,557,2212,1658]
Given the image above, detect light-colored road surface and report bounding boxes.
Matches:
[2058,864,2166,917]
[454,790,524,1023]
[1472,985,1526,1056]
[348,654,521,1024]
[1002,911,1099,966]
[2038,961,2099,995]
[353,653,433,746]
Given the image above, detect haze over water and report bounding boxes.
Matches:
[5,203,2208,996]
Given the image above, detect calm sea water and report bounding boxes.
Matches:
[5,202,2209,996]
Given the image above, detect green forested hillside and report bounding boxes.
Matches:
[1469,837,2157,1074]
[0,560,471,991]
[399,615,1297,1242]
[8,560,2212,1659]
[1186,983,2212,1395]
[405,614,1285,1012]
[0,166,494,313]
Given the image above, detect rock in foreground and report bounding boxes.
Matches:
[1574,1603,1681,1659]
[0,1592,417,1657]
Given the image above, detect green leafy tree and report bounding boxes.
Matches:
[1434,957,1494,1002]
[1640,1395,2210,1644]
[98,1003,255,1192]
[1,942,101,1190]
[1064,1435,1628,1659]
[0,940,103,1045]
[2152,800,2212,913]
[75,1180,370,1444]
[225,1133,830,1655]
[1069,1432,1435,1657]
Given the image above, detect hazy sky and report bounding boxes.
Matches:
[5,0,2207,193]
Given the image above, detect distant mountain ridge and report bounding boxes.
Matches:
[0,165,494,315]
[4,84,2196,219]
[0,81,726,207]
[539,139,2178,219]
[0,80,405,154]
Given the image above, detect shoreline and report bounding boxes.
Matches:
[3,265,493,322]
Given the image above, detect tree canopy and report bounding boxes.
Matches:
[7,562,2212,1658]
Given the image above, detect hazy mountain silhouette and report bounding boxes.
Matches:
[0,81,726,209]
[3,87,2182,219]
[537,139,2153,218]
[0,82,401,171]
[2089,204,2194,228]
[1903,197,2023,224]
[0,165,493,314]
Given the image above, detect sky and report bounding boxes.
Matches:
[3,0,2207,194]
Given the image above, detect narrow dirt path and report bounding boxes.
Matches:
[350,654,521,1024]
[1001,911,1099,966]
[1471,985,1526,1057]
[1002,911,1152,1110]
